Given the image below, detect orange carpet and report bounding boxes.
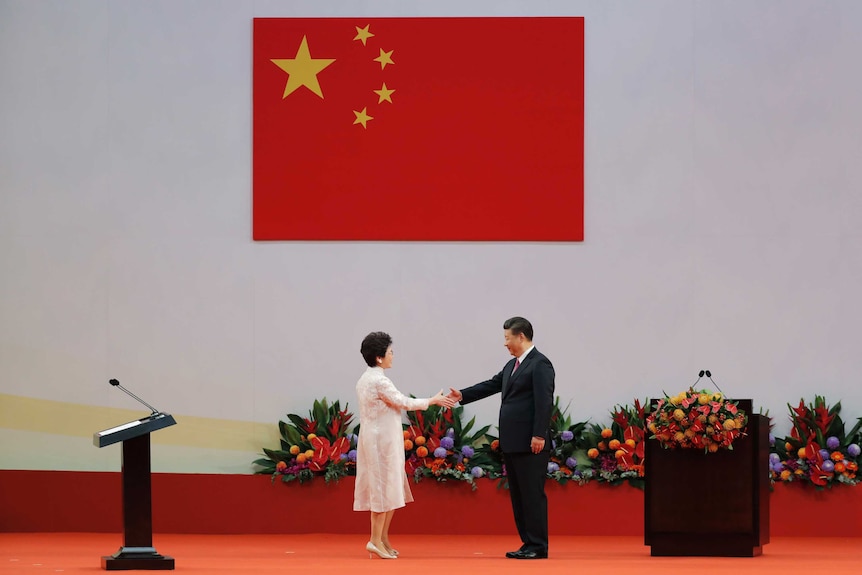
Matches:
[0,533,858,574]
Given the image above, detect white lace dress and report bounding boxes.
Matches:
[353,366,430,512]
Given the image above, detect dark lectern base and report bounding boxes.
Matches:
[102,547,175,570]
[648,535,762,557]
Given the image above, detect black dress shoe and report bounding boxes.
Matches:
[506,549,548,559]
[505,549,523,558]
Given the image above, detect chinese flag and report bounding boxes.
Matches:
[253,17,584,241]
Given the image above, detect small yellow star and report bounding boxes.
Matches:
[374,48,394,69]
[353,24,374,46]
[353,107,373,129]
[373,83,395,104]
[271,36,335,99]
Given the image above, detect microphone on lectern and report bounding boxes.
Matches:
[108,378,161,416]
[693,370,729,399]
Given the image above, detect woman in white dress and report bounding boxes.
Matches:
[353,331,454,559]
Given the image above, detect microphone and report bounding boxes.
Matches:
[108,378,161,416]
[693,370,729,399]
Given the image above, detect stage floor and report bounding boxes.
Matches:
[0,533,857,573]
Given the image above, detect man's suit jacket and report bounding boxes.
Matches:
[460,348,555,453]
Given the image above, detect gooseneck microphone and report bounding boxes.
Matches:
[694,369,729,399]
[108,378,161,415]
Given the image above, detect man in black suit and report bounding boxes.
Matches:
[448,317,555,559]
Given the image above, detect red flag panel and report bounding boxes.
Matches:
[253,17,584,241]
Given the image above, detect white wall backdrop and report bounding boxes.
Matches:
[1,0,861,473]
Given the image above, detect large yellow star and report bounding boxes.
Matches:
[271,36,335,99]
[374,48,394,69]
[373,83,395,104]
[353,24,374,46]
[353,107,373,129]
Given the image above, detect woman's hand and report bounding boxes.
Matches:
[430,389,457,409]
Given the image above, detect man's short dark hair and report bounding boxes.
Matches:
[503,317,533,341]
[360,331,392,367]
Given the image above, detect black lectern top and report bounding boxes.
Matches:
[93,413,177,448]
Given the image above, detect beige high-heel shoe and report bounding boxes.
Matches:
[383,544,399,557]
[366,541,396,559]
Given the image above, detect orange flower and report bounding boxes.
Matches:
[491,439,500,451]
[608,439,621,450]
[831,451,843,461]
[404,439,414,451]
[780,469,791,480]
[597,441,607,451]
[587,448,599,459]
[846,461,858,472]
[296,453,307,464]
[601,428,613,438]
[416,446,428,458]
[415,436,426,446]
[276,461,287,471]
[614,449,625,459]
[403,430,410,439]
[289,445,300,455]
[834,462,846,473]
[797,447,807,458]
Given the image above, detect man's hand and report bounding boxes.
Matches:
[446,387,463,403]
[530,436,545,454]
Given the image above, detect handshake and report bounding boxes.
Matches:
[430,388,463,409]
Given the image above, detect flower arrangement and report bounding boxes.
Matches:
[770,396,861,488]
[255,392,862,491]
[253,398,357,484]
[546,397,589,485]
[646,389,747,452]
[403,403,495,490]
[581,399,647,488]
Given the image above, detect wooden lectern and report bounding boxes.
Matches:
[644,400,770,557]
[94,413,177,570]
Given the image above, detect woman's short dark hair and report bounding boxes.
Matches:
[361,331,392,367]
[503,316,533,341]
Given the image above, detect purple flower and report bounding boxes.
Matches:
[819,449,830,461]
[768,433,776,447]
[446,428,455,438]
[470,466,484,478]
[547,462,560,473]
[461,445,475,458]
[561,430,574,442]
[339,453,348,460]
[771,461,784,473]
[769,453,780,464]
[347,449,357,462]
[821,460,835,473]
[565,457,578,469]
[848,444,861,457]
[826,436,840,450]
[440,437,455,450]
[433,447,448,458]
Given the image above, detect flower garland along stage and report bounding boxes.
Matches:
[255,392,861,490]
